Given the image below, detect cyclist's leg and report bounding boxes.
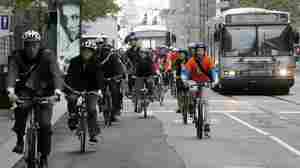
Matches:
[66,94,78,130]
[134,77,143,112]
[87,94,101,138]
[36,103,53,160]
[12,105,30,153]
[110,82,122,120]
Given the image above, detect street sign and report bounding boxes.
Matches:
[0,15,8,30]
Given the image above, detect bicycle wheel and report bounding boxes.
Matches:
[143,99,147,119]
[196,102,204,139]
[79,116,87,153]
[182,95,188,125]
[26,128,38,168]
[103,92,113,126]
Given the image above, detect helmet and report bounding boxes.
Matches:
[81,40,97,50]
[188,42,195,48]
[193,42,207,49]
[22,30,41,42]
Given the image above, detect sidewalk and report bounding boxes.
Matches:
[0,98,67,168]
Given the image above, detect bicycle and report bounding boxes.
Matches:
[132,76,152,119]
[185,81,211,139]
[153,74,165,106]
[67,89,101,153]
[100,75,124,126]
[170,71,177,97]
[12,95,59,168]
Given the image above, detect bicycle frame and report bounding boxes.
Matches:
[15,96,58,168]
[76,94,89,153]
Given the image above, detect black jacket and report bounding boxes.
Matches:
[7,49,63,96]
[97,52,125,78]
[125,46,141,66]
[65,56,104,92]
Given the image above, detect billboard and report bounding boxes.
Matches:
[57,0,80,72]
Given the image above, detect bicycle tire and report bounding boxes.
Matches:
[26,128,38,168]
[143,99,147,119]
[103,89,113,126]
[182,95,188,125]
[80,115,87,153]
[197,102,204,139]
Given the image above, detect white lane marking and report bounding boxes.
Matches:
[279,111,300,114]
[224,113,300,156]
[269,136,300,156]
[224,113,270,136]
[148,110,258,114]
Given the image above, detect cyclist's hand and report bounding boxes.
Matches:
[98,90,103,98]
[7,87,18,103]
[54,89,63,101]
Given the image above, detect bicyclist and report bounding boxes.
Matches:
[65,40,104,143]
[97,38,125,122]
[133,48,156,112]
[174,49,189,113]
[7,30,63,167]
[182,42,215,132]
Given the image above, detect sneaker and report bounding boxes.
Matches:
[204,123,210,132]
[12,141,24,154]
[111,116,120,122]
[89,136,99,144]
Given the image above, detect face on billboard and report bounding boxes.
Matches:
[61,4,80,42]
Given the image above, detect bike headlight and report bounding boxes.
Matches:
[279,68,288,76]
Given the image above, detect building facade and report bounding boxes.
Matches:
[163,0,239,48]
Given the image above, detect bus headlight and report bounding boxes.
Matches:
[279,69,288,76]
[224,70,236,77]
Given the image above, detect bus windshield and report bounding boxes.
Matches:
[223,26,257,57]
[258,25,292,56]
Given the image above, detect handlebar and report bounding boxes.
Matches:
[71,90,101,97]
[105,74,124,82]
[183,80,211,88]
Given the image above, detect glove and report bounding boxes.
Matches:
[98,90,103,98]
[7,87,18,103]
[54,89,63,101]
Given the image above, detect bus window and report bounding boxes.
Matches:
[223,27,256,57]
[258,25,292,56]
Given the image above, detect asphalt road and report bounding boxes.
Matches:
[11,72,300,168]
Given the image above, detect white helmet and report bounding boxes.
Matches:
[81,40,97,50]
[22,30,41,42]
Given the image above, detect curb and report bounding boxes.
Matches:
[0,98,67,168]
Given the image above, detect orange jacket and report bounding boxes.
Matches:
[184,54,214,82]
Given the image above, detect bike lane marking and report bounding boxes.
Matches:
[224,112,300,156]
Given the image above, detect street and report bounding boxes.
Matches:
[0,72,295,168]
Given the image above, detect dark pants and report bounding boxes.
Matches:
[106,81,122,116]
[13,102,53,156]
[13,88,54,156]
[67,94,100,136]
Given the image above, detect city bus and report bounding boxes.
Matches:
[207,8,300,94]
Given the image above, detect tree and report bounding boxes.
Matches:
[82,0,120,21]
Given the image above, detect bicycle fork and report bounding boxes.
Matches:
[25,109,40,167]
